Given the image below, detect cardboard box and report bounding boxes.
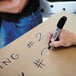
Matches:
[0,11,76,76]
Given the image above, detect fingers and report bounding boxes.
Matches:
[48,32,63,48]
[48,29,75,48]
[50,40,63,47]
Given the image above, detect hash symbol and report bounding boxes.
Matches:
[27,41,35,48]
[33,59,45,68]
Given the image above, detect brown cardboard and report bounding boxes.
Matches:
[0,11,76,76]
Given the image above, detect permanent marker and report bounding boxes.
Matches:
[48,16,67,49]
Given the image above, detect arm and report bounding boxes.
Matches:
[48,29,76,47]
[0,0,28,13]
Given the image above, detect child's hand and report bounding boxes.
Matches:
[48,29,76,47]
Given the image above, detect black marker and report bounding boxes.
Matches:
[48,16,67,49]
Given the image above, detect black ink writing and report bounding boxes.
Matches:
[0,66,3,69]
[0,53,19,70]
[41,47,48,56]
[18,72,25,76]
[3,58,11,65]
[35,33,42,41]
[27,41,35,48]
[33,59,45,68]
[11,53,19,59]
[35,33,47,42]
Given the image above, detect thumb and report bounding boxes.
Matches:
[50,40,63,47]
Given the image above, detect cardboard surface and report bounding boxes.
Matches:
[0,11,76,76]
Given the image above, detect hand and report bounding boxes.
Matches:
[48,29,76,47]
